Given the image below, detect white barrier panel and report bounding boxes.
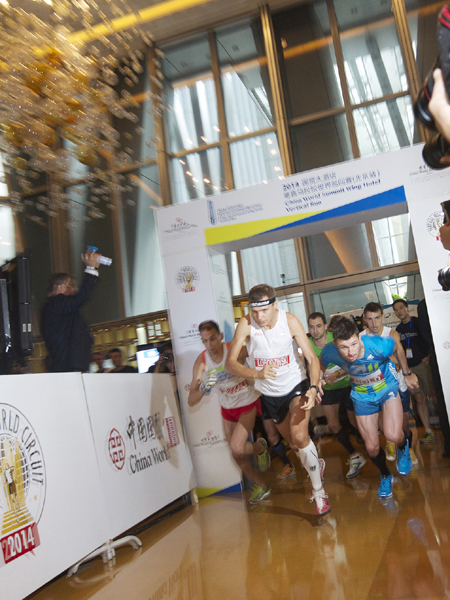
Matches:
[407,195,450,410]
[0,373,110,600]
[82,373,195,539]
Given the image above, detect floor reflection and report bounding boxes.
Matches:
[29,429,450,600]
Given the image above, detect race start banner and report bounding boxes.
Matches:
[156,144,450,495]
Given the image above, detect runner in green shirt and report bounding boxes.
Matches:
[308,312,366,478]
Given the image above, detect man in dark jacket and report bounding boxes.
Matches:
[41,250,100,372]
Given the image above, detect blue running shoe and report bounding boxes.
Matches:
[378,473,393,499]
[397,440,412,476]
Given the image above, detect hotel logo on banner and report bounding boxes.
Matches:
[176,266,199,293]
[0,405,45,567]
[426,211,444,240]
[107,411,180,475]
[162,217,199,242]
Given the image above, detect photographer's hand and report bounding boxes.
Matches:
[429,69,450,163]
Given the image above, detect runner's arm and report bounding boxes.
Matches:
[390,330,419,391]
[225,317,277,380]
[288,313,321,409]
[187,354,207,406]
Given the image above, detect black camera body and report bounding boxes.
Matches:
[414,5,450,169]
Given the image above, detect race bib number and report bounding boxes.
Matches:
[350,369,384,386]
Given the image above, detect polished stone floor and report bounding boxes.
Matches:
[29,427,450,600]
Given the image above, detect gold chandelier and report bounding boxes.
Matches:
[0,0,164,225]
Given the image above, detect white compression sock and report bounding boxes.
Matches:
[296,439,323,491]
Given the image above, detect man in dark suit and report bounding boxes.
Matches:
[41,248,101,372]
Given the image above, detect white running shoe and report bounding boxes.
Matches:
[346,454,366,479]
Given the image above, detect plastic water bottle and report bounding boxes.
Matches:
[86,246,113,266]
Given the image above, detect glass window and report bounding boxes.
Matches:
[277,290,308,327]
[310,272,423,321]
[335,0,407,104]
[224,251,241,296]
[217,21,274,137]
[372,214,417,266]
[163,36,220,153]
[272,2,343,119]
[119,165,167,316]
[291,113,353,172]
[15,201,52,317]
[0,159,9,196]
[241,239,300,291]
[171,148,225,203]
[307,224,373,279]
[112,58,156,164]
[0,205,16,263]
[230,132,282,189]
[67,183,121,324]
[354,97,415,157]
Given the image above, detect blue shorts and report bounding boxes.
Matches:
[351,384,399,417]
[400,388,411,414]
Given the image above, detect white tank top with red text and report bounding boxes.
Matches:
[248,309,306,397]
[203,343,259,409]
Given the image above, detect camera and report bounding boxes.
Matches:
[163,354,173,362]
[414,5,450,169]
[438,267,450,290]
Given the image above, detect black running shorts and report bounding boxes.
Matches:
[260,379,310,424]
[321,386,354,411]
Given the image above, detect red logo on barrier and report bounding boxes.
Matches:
[166,417,180,448]
[1,523,40,565]
[108,429,126,470]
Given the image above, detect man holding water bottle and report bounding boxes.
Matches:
[41,246,108,373]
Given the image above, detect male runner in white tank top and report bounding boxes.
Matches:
[188,320,271,504]
[226,284,330,516]
[361,302,418,466]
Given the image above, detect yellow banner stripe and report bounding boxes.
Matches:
[204,211,324,246]
[195,487,225,499]
[69,0,213,45]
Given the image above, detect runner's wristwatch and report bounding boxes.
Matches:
[403,369,412,376]
[309,385,320,393]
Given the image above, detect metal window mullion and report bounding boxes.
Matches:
[303,260,420,292]
[391,0,428,143]
[326,0,360,159]
[105,112,126,318]
[235,250,246,294]
[260,4,294,176]
[208,31,234,190]
[260,5,315,298]
[148,45,172,205]
[365,222,380,269]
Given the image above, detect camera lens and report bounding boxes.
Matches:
[414,87,435,127]
[438,267,450,291]
[413,59,439,128]
[422,133,450,169]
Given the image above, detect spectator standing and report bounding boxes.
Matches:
[107,348,137,373]
[41,249,100,372]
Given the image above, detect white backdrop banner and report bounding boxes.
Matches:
[0,373,110,600]
[407,195,450,408]
[156,143,450,493]
[82,373,195,540]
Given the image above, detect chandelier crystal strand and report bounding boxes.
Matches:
[0,0,163,226]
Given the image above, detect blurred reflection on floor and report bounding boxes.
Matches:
[29,428,450,600]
